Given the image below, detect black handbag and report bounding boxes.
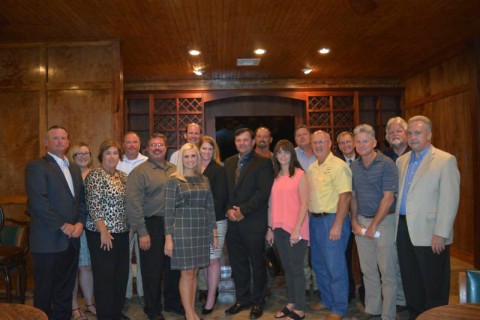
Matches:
[263,244,283,277]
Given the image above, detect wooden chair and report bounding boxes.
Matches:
[0,206,29,303]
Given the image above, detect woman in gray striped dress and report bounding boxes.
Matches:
[164,143,218,320]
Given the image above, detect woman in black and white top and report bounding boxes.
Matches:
[85,139,129,320]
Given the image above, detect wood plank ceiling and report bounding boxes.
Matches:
[1,0,479,82]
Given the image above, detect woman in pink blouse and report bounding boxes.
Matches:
[266,140,309,320]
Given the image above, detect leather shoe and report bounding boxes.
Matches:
[325,312,342,320]
[225,302,251,315]
[201,303,214,315]
[396,305,408,313]
[249,305,264,319]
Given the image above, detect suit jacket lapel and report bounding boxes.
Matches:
[45,155,75,198]
[409,147,434,191]
[236,155,256,187]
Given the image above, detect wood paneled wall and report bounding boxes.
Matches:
[402,45,479,266]
[0,41,123,219]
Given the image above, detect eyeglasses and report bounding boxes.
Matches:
[74,152,91,157]
[149,143,165,148]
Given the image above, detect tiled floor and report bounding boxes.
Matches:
[20,256,472,320]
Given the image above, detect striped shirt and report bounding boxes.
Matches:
[352,151,398,217]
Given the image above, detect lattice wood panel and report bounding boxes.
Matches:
[153,97,204,149]
[307,95,354,140]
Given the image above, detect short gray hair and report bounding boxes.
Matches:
[408,115,432,132]
[385,117,407,139]
[353,124,376,139]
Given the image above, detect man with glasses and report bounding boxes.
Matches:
[125,133,182,320]
[307,130,352,320]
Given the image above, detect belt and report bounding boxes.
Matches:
[399,215,407,221]
[310,212,334,217]
[360,212,395,218]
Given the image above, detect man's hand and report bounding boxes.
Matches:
[226,208,237,221]
[432,235,446,254]
[71,222,84,238]
[233,206,245,221]
[329,223,342,241]
[351,221,365,236]
[364,224,378,240]
[139,234,151,251]
[61,223,75,237]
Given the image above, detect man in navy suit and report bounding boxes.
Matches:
[25,125,87,320]
[224,128,273,319]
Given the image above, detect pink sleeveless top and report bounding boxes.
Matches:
[270,168,309,241]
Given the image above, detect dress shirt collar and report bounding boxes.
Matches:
[48,152,69,168]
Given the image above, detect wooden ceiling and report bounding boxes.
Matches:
[1,0,480,83]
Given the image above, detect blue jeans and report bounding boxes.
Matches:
[309,213,350,316]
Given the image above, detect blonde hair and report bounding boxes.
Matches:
[68,142,93,168]
[199,135,221,165]
[172,143,201,181]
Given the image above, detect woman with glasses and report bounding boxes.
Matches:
[266,140,310,320]
[68,143,96,320]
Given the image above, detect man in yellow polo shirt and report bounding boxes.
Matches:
[307,130,352,320]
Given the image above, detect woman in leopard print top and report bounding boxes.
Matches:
[85,139,129,320]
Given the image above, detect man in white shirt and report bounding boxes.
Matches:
[117,132,148,307]
[169,123,202,164]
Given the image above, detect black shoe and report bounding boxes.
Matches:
[120,313,131,320]
[148,314,165,320]
[202,303,214,315]
[225,302,251,315]
[249,305,264,319]
[165,306,185,316]
[396,305,408,313]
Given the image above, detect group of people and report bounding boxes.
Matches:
[25,114,459,320]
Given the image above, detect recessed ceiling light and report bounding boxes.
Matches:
[189,50,201,56]
[254,48,266,55]
[302,68,313,74]
[193,69,203,76]
[319,48,330,54]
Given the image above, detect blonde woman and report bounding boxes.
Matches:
[68,143,96,320]
[164,143,217,320]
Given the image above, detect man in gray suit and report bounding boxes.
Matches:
[25,125,87,320]
[395,115,460,319]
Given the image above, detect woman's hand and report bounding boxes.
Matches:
[265,228,274,245]
[289,229,301,247]
[164,235,174,257]
[100,230,114,251]
[213,236,219,250]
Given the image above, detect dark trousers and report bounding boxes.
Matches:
[140,216,181,318]
[274,228,307,310]
[226,224,267,306]
[396,217,450,319]
[87,230,129,320]
[33,243,79,320]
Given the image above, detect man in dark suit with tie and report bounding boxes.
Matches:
[224,128,273,319]
[25,125,87,320]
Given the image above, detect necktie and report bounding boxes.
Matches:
[348,159,353,167]
[61,160,75,196]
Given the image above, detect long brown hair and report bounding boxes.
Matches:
[272,139,303,178]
